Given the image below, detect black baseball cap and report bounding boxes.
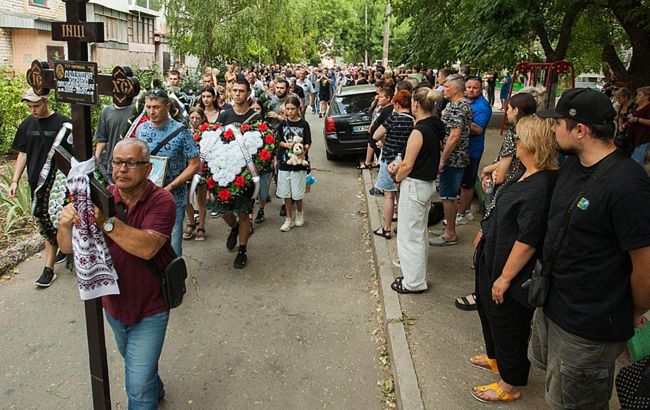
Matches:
[537,88,616,125]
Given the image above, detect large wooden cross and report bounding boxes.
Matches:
[25,1,140,408]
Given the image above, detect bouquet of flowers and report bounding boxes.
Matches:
[196,121,276,203]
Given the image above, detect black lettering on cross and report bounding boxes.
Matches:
[25,1,140,408]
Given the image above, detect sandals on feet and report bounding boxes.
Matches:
[471,382,520,403]
[183,223,196,240]
[357,163,374,170]
[373,227,392,240]
[469,354,499,374]
[455,292,478,311]
[194,228,206,241]
[391,277,425,294]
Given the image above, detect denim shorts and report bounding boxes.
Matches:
[528,309,625,410]
[461,157,481,189]
[438,166,465,199]
[375,160,397,192]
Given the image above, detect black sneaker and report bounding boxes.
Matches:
[254,210,265,223]
[369,187,384,197]
[233,250,247,269]
[35,267,57,287]
[226,224,239,251]
[279,205,287,217]
[54,251,67,264]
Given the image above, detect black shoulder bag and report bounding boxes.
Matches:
[151,125,186,156]
[115,203,188,309]
[523,153,618,307]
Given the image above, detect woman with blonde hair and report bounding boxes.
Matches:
[389,87,445,293]
[470,115,558,403]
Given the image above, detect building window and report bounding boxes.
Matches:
[95,5,127,43]
[127,15,154,44]
[30,0,47,6]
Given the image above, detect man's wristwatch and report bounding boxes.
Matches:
[103,217,116,233]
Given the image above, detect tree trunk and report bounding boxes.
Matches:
[382,0,391,68]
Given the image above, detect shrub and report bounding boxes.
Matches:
[0,68,30,155]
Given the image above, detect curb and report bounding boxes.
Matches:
[0,233,44,276]
[362,168,424,410]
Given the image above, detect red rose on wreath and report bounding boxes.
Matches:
[193,133,201,142]
[206,177,216,190]
[259,149,271,161]
[223,129,235,141]
[198,123,209,132]
[258,123,269,132]
[201,163,209,173]
[234,175,246,187]
[240,124,251,132]
[264,134,275,145]
[217,189,231,202]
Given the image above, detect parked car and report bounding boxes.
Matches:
[323,85,376,160]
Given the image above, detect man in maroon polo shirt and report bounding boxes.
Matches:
[58,138,176,408]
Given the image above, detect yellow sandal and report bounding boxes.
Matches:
[470,354,499,374]
[471,382,520,403]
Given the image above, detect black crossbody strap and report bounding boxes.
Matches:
[151,126,185,155]
[542,152,619,277]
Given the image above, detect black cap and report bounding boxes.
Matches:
[537,88,616,125]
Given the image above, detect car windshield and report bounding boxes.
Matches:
[333,93,375,115]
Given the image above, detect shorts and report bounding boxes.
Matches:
[277,170,307,200]
[438,166,464,199]
[258,172,272,201]
[461,157,481,189]
[375,159,397,192]
[528,309,625,410]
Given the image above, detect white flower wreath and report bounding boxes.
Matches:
[199,125,264,187]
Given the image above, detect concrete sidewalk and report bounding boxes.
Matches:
[363,124,628,409]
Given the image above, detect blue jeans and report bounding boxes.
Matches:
[631,143,649,166]
[171,205,184,256]
[105,310,169,410]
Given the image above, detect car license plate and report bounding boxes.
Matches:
[352,125,369,133]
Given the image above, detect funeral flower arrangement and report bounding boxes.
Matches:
[196,121,276,203]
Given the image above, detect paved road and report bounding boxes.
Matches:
[0,111,387,409]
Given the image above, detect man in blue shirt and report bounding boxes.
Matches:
[457,77,492,224]
[136,89,200,256]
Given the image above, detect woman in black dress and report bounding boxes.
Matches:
[318,75,331,118]
[471,115,559,403]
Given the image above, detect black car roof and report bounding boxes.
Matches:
[336,85,376,97]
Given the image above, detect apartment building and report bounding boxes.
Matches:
[0,0,170,73]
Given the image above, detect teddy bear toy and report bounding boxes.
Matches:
[287,136,309,167]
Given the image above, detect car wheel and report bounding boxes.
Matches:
[326,151,338,161]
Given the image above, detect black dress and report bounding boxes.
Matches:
[475,170,557,386]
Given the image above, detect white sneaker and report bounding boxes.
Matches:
[280,218,294,232]
[456,213,468,225]
[295,211,304,227]
[464,210,475,221]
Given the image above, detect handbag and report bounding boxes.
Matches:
[148,126,186,187]
[522,153,618,307]
[628,322,650,363]
[144,257,188,310]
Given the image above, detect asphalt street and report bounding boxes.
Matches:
[0,110,388,409]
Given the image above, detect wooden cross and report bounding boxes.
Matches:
[25,1,140,408]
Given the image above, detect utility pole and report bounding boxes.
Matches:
[382,0,391,68]
[364,0,369,67]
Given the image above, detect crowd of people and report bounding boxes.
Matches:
[5,58,650,409]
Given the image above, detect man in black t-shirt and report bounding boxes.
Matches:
[532,88,650,409]
[215,79,262,269]
[9,89,71,287]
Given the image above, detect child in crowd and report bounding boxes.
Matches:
[276,96,311,231]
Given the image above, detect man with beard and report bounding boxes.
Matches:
[266,78,290,128]
[215,79,262,268]
[457,77,492,224]
[531,88,650,409]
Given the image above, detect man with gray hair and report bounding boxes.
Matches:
[58,136,178,408]
[430,74,472,246]
[136,89,200,257]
